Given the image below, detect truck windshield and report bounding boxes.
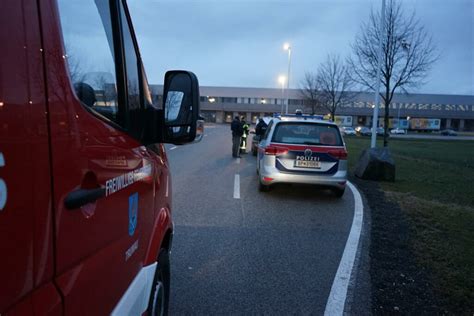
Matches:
[272,123,343,146]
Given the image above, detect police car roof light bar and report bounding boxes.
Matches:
[276,113,325,121]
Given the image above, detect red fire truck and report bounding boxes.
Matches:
[0,0,202,314]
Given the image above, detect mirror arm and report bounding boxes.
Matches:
[142,107,165,145]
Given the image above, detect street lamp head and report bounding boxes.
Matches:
[283,43,291,51]
[278,75,286,85]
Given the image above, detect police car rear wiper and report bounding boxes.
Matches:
[302,141,321,145]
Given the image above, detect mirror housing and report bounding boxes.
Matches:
[162,70,200,144]
[144,70,202,145]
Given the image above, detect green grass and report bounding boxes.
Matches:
[346,137,474,207]
[345,136,474,312]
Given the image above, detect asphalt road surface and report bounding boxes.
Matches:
[166,124,358,315]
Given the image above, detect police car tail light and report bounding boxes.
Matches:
[328,149,347,160]
[264,145,289,156]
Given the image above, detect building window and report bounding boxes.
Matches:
[289,99,303,105]
[222,97,237,103]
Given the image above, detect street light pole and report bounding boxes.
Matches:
[278,75,286,114]
[284,43,292,114]
[370,0,385,148]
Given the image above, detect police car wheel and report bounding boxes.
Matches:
[148,249,170,316]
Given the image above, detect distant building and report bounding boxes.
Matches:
[150,85,474,131]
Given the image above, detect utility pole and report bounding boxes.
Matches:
[370,0,386,148]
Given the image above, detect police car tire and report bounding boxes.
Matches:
[148,249,170,316]
[333,188,345,198]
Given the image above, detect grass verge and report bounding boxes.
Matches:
[345,136,474,313]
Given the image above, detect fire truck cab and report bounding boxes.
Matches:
[0,0,201,314]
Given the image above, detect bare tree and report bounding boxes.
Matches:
[317,54,354,120]
[95,73,117,107]
[299,72,323,114]
[348,0,438,146]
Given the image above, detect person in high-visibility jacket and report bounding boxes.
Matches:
[240,118,250,154]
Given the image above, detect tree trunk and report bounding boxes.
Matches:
[383,88,390,147]
[384,106,389,147]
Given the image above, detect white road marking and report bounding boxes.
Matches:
[324,181,364,316]
[236,158,241,164]
[233,174,240,199]
[169,146,177,150]
[204,134,208,137]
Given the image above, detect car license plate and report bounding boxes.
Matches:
[294,160,321,169]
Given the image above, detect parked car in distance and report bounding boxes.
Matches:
[440,129,458,136]
[374,127,391,137]
[340,126,356,136]
[256,115,347,197]
[376,127,385,136]
[390,128,407,134]
[357,127,372,136]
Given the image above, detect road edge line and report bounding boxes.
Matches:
[324,181,364,316]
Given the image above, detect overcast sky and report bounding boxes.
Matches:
[128,0,474,95]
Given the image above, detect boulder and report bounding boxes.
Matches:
[355,147,395,181]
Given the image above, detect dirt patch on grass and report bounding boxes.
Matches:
[385,191,474,213]
[385,192,474,314]
[346,138,474,313]
[351,177,445,314]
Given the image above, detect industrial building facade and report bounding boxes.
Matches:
[151,85,474,131]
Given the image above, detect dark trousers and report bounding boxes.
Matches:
[232,135,241,157]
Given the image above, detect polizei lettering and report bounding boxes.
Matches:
[295,155,320,161]
[105,164,152,196]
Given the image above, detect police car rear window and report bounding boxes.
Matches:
[271,123,343,146]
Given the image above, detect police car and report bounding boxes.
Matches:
[256,114,348,197]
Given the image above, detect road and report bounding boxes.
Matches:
[166,124,361,314]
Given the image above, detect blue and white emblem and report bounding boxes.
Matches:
[128,193,138,236]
